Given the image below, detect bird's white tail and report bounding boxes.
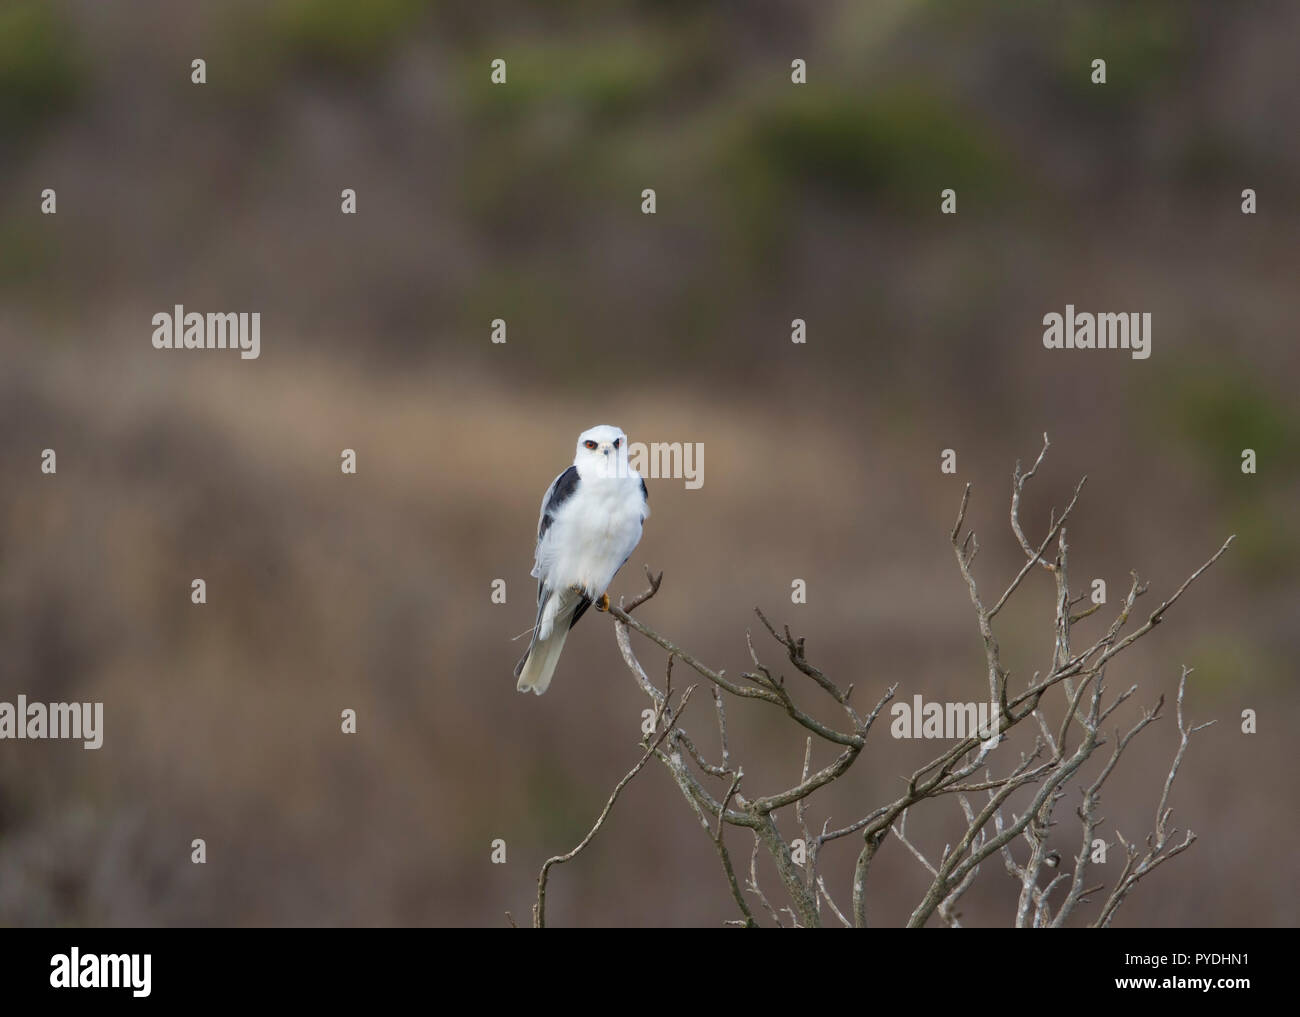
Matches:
[515,624,572,695]
[514,588,581,695]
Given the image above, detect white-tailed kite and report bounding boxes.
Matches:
[515,424,649,695]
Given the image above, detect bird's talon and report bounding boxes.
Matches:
[596,594,610,612]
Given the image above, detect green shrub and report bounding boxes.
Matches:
[0,3,83,131]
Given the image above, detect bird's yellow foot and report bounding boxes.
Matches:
[595,593,610,612]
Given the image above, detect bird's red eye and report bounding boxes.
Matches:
[584,440,598,450]
[613,438,621,449]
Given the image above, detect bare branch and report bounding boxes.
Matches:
[552,436,1232,931]
[534,685,696,928]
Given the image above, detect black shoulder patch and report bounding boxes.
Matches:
[538,466,581,540]
[639,477,648,502]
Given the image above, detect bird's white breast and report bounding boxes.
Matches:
[540,475,645,598]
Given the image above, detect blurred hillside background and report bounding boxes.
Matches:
[0,0,1296,926]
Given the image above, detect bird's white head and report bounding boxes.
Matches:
[574,424,631,480]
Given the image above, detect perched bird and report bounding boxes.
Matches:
[515,424,649,695]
